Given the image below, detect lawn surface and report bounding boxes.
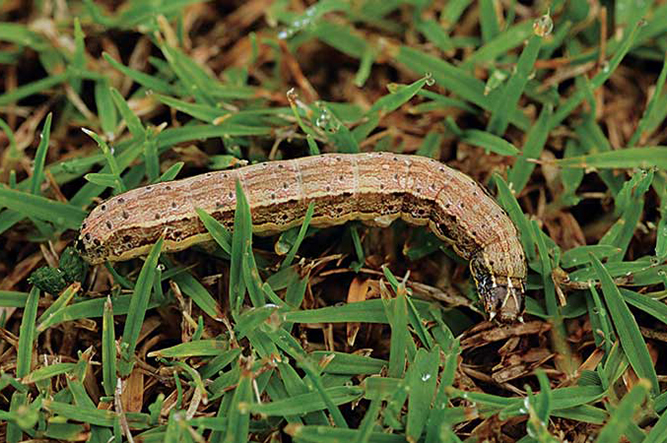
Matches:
[1,0,667,441]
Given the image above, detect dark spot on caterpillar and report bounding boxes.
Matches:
[171,202,177,208]
[460,202,465,209]
[82,222,87,229]
[85,233,91,240]
[119,197,125,203]
[278,164,284,169]
[283,182,288,189]
[155,213,160,220]
[101,204,106,211]
[271,192,276,200]
[326,185,332,192]
[166,185,172,190]
[106,221,112,229]
[146,186,152,191]
[228,192,234,198]
[122,211,129,219]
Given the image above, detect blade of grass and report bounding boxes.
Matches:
[507,104,552,193]
[229,179,251,317]
[29,113,52,195]
[595,379,651,443]
[406,346,440,442]
[17,286,39,378]
[591,256,659,395]
[281,202,315,268]
[487,35,542,135]
[119,237,163,376]
[102,296,117,397]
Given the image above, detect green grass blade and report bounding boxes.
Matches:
[487,35,542,135]
[282,202,315,268]
[29,113,52,195]
[196,207,232,254]
[595,379,651,443]
[460,128,519,156]
[17,287,40,378]
[229,179,251,317]
[0,73,69,106]
[119,237,163,376]
[103,52,176,95]
[102,296,117,397]
[109,87,146,139]
[508,104,552,193]
[406,346,440,441]
[591,256,659,395]
[223,362,253,443]
[644,408,667,443]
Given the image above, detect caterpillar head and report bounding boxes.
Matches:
[470,254,525,323]
[74,229,106,265]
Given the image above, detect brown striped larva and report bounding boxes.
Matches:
[77,153,526,321]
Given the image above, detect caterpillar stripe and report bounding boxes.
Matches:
[77,153,527,322]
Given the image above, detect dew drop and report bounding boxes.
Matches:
[316,109,330,128]
[533,13,553,37]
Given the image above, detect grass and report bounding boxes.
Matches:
[1,0,667,441]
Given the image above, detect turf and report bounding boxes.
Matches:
[1,1,667,441]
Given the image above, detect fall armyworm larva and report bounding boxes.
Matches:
[77,153,527,322]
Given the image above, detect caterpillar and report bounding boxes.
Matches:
[77,153,527,322]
